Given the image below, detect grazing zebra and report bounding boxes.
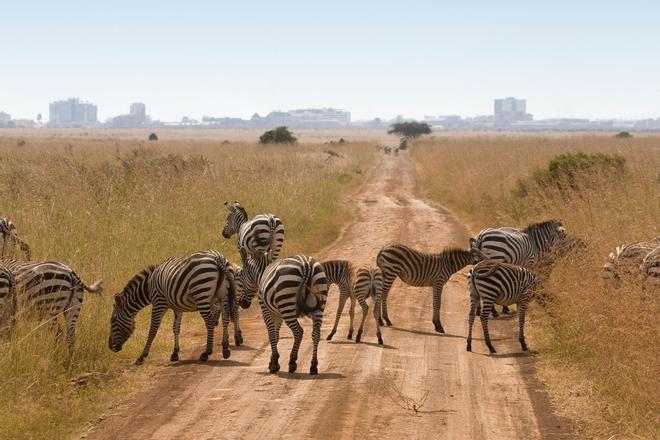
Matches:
[0,263,16,332]
[640,246,660,291]
[603,240,659,288]
[221,201,284,266]
[242,255,327,375]
[0,217,31,259]
[109,251,237,365]
[2,259,102,346]
[467,261,539,354]
[470,220,567,315]
[353,266,383,344]
[376,244,479,339]
[321,260,356,341]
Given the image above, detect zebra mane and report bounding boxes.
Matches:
[116,265,156,302]
[522,220,562,235]
[434,246,472,258]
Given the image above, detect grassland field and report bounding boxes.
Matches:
[410,134,659,439]
[0,131,379,440]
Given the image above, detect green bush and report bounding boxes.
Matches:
[259,126,297,144]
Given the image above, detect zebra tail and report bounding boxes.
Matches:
[84,279,104,294]
[215,255,239,320]
[296,268,322,317]
[469,238,488,262]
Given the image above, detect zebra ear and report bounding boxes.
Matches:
[224,201,232,211]
[234,201,241,208]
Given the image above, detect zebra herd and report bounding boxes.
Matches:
[1,209,657,374]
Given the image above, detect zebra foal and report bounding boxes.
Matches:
[221,201,284,265]
[109,251,237,364]
[376,244,479,339]
[240,255,328,375]
[352,266,383,344]
[0,217,31,259]
[321,260,357,341]
[467,261,539,354]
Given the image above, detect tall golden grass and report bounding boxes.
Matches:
[411,134,660,438]
[0,135,378,440]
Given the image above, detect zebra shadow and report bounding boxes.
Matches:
[470,350,539,359]
[231,344,258,351]
[327,340,398,350]
[168,359,250,367]
[256,371,346,380]
[389,326,464,339]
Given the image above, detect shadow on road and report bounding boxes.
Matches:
[168,359,250,367]
[256,371,346,380]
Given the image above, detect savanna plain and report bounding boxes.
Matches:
[1,130,658,439]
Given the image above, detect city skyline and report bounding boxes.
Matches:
[2,1,659,121]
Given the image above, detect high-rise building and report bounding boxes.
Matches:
[493,97,532,124]
[48,98,98,127]
[129,103,146,123]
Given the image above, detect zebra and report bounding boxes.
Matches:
[352,266,383,344]
[109,251,237,365]
[466,261,539,354]
[236,254,271,309]
[321,260,357,341]
[1,259,103,347]
[469,220,567,315]
[640,245,660,291]
[240,255,328,375]
[221,201,284,266]
[0,262,16,332]
[603,240,659,289]
[0,217,31,259]
[376,244,479,340]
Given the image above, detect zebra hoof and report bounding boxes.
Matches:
[355,331,362,343]
[434,323,445,333]
[222,348,231,359]
[135,357,144,366]
[326,331,335,341]
[289,362,297,373]
[377,335,384,345]
[269,363,280,374]
[170,352,179,362]
[487,346,496,354]
[310,364,318,375]
[385,319,393,326]
[378,319,384,326]
[347,331,353,340]
[199,352,210,362]
[466,342,472,352]
[235,333,243,346]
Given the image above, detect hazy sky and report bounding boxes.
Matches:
[1,1,659,121]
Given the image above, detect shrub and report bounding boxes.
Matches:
[615,131,633,138]
[148,133,158,141]
[259,126,297,144]
[388,122,431,141]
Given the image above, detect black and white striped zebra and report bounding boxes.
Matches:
[352,266,383,344]
[376,244,479,341]
[243,255,328,375]
[109,251,237,365]
[640,246,660,291]
[321,260,357,341]
[603,239,659,289]
[0,217,31,260]
[470,220,567,315]
[236,254,271,309]
[2,259,103,346]
[467,261,539,354]
[0,262,16,332]
[221,201,284,265]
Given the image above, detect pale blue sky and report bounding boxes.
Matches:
[1,1,659,121]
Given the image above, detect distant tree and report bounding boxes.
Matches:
[36,113,42,124]
[148,132,158,141]
[259,126,297,144]
[388,121,431,141]
[615,131,633,138]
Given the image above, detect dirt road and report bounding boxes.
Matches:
[87,155,570,439]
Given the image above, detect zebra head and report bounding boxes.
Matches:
[222,201,248,239]
[525,220,568,253]
[109,294,136,352]
[0,217,31,260]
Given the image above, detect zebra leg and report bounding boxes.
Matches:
[355,293,369,344]
[171,311,182,361]
[64,295,83,349]
[218,301,231,359]
[491,306,500,319]
[380,274,396,326]
[517,302,529,352]
[374,293,384,345]
[262,305,282,373]
[326,288,348,341]
[136,306,166,365]
[347,287,356,339]
[284,317,304,373]
[233,307,243,346]
[49,318,64,341]
[432,284,445,333]
[480,301,496,354]
[466,298,478,351]
[199,310,220,361]
[310,310,322,375]
[501,305,510,314]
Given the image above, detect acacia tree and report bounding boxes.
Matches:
[388,122,431,141]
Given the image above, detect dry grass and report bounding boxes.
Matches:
[0,135,378,440]
[410,134,660,438]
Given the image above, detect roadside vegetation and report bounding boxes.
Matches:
[410,134,659,438]
[0,135,378,440]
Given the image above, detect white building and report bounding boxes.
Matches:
[49,98,98,127]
